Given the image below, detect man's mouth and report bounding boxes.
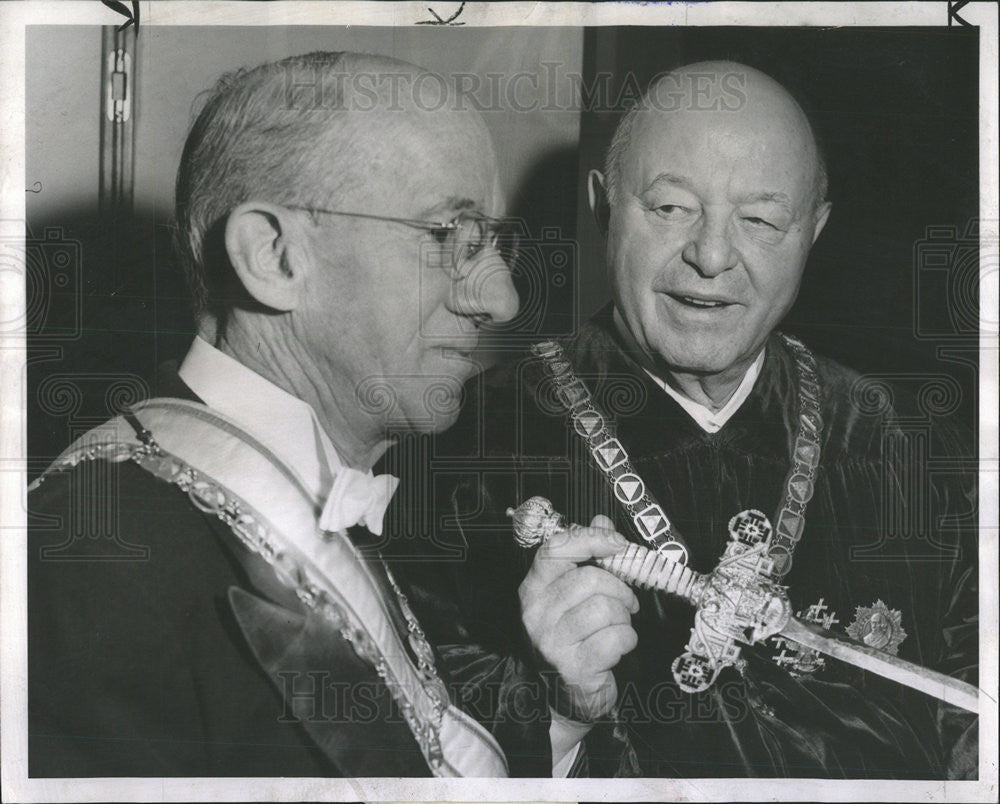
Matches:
[667,293,734,309]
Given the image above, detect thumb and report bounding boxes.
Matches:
[590,513,615,531]
[540,521,629,566]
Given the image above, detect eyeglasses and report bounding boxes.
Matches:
[286,205,520,276]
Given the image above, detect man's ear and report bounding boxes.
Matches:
[224,202,307,312]
[811,201,832,245]
[587,169,611,237]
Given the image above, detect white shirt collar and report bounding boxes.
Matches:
[178,337,398,536]
[178,336,345,500]
[644,349,766,433]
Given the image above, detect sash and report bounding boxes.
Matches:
[34,398,508,778]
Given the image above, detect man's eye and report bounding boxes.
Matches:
[654,204,690,218]
[743,216,778,230]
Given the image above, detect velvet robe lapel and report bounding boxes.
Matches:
[227,585,432,776]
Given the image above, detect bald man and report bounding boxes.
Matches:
[402,62,978,778]
[27,51,536,777]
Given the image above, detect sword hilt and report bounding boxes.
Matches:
[598,542,708,602]
[506,496,708,605]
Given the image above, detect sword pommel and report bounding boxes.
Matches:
[506,496,566,548]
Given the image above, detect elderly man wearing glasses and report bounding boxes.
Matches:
[27,51,599,778]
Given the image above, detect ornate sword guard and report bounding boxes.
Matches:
[507,498,792,695]
[672,509,791,692]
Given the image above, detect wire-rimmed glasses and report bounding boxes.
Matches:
[285,205,520,277]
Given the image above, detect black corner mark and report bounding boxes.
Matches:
[948,0,972,26]
[101,0,140,34]
[417,1,467,26]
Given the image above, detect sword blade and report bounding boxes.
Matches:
[780,617,979,714]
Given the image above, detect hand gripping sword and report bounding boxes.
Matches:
[507,496,979,714]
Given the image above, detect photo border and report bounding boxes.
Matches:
[1,2,996,801]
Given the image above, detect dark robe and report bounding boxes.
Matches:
[389,307,978,779]
[27,366,460,777]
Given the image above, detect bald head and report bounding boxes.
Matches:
[592,60,833,382]
[605,62,827,210]
[175,50,497,323]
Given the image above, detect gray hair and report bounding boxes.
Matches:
[174,51,357,323]
[602,77,829,210]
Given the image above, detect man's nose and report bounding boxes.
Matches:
[451,251,520,325]
[682,213,739,277]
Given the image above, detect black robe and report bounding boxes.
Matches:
[389,307,978,779]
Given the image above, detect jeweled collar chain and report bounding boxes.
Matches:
[531,331,823,579]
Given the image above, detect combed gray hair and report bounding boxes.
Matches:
[602,77,829,210]
[175,51,356,323]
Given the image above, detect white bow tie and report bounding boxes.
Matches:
[318,467,399,536]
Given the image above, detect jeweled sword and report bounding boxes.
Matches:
[507,496,979,714]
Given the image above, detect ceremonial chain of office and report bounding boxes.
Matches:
[531,340,690,565]
[531,333,824,580]
[766,333,824,581]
